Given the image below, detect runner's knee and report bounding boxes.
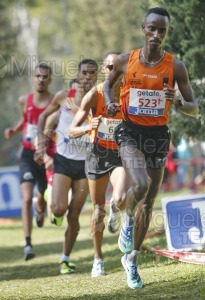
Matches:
[91,204,106,223]
[132,182,148,201]
[112,192,126,210]
[51,201,67,217]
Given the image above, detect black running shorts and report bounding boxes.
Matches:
[85,143,122,180]
[19,148,47,195]
[114,121,171,169]
[54,153,86,180]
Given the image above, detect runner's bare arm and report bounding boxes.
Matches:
[164,58,199,117]
[4,95,27,139]
[69,87,99,138]
[103,53,129,116]
[36,90,65,148]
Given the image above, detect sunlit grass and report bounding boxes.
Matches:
[0,188,205,300]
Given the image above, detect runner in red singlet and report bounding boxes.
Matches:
[4,63,53,260]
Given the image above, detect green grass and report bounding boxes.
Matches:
[0,189,205,300]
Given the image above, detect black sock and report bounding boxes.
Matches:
[26,236,32,247]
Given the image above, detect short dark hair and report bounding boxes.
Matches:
[145,7,170,22]
[36,63,52,76]
[78,59,98,71]
[104,50,122,60]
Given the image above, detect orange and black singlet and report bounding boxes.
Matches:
[121,49,174,126]
[90,82,122,150]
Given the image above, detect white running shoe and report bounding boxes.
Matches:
[24,245,35,261]
[108,198,121,234]
[121,254,142,289]
[91,259,106,277]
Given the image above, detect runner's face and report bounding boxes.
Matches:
[77,63,97,92]
[142,13,169,49]
[33,67,51,93]
[102,54,118,79]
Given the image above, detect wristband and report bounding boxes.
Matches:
[106,102,112,108]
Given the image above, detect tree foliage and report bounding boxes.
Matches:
[1,0,204,165]
[157,0,205,145]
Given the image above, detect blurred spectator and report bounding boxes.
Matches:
[162,142,178,190]
[189,139,204,190]
[194,168,205,192]
[176,138,192,188]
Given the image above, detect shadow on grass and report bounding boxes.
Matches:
[0,234,119,263]
[56,277,204,300]
[0,235,124,281]
[0,233,175,283]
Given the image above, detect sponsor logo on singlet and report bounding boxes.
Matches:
[142,74,158,79]
[129,88,165,117]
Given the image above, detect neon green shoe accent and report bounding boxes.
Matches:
[68,262,76,270]
[59,261,75,275]
[51,213,63,226]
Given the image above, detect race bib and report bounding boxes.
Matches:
[129,88,165,116]
[25,123,38,142]
[65,135,89,148]
[97,117,122,141]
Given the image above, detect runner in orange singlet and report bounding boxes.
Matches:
[103,7,198,289]
[69,51,130,277]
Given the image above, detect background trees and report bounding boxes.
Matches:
[157,0,205,144]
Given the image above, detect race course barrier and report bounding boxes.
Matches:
[0,166,22,218]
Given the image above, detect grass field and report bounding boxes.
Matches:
[1,189,205,300]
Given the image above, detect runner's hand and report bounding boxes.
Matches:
[163,83,176,104]
[90,115,102,129]
[4,128,15,139]
[33,147,47,165]
[106,102,121,117]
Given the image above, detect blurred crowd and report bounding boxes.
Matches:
[162,138,205,192]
